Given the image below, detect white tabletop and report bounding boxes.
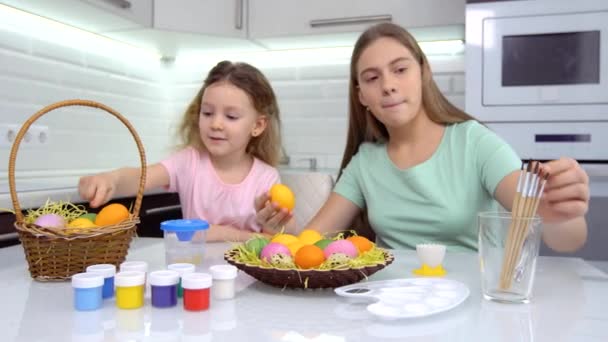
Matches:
[1,238,607,342]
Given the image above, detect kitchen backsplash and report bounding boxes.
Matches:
[0,28,464,182]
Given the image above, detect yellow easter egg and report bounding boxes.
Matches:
[269,184,295,211]
[68,217,97,229]
[298,229,322,245]
[95,203,130,226]
[271,233,299,246]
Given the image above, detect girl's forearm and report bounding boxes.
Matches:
[110,167,142,197]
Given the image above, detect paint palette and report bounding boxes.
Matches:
[334,278,470,319]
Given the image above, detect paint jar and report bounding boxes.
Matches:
[148,270,180,308]
[161,219,209,269]
[120,261,149,293]
[167,263,195,298]
[209,265,237,300]
[72,272,104,311]
[119,261,148,274]
[86,264,116,299]
[115,271,146,309]
[182,273,212,311]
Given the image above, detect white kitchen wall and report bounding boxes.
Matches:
[0,26,465,185]
[0,28,176,184]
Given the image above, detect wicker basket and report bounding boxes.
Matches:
[224,248,394,289]
[8,99,147,281]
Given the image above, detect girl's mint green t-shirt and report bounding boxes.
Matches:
[334,120,521,252]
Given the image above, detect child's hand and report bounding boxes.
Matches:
[78,172,118,208]
[538,158,590,223]
[254,192,293,233]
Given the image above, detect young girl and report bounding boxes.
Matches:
[79,61,294,241]
[256,23,589,252]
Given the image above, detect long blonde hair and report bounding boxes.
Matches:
[177,61,282,166]
[341,23,476,237]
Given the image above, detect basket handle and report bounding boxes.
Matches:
[8,99,147,223]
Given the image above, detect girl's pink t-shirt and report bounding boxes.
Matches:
[160,146,280,232]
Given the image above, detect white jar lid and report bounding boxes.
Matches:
[115,271,146,287]
[209,265,237,280]
[120,261,148,273]
[148,270,180,286]
[181,272,212,289]
[86,264,116,278]
[72,272,104,288]
[167,263,196,276]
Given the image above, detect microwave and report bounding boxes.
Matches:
[466,0,608,165]
[466,0,608,122]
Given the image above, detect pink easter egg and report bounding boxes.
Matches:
[260,242,291,262]
[34,214,66,229]
[323,240,358,259]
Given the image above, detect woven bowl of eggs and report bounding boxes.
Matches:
[224,230,394,289]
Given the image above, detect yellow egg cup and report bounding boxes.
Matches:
[413,264,446,277]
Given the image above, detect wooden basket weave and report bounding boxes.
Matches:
[224,248,394,289]
[8,99,147,281]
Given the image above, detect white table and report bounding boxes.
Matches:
[1,238,607,342]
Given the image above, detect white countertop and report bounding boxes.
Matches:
[1,238,607,341]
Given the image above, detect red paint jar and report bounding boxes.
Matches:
[181,273,212,311]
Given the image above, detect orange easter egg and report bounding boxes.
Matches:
[95,203,130,226]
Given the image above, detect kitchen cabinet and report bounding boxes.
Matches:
[0,0,151,32]
[154,0,247,38]
[249,0,465,39]
[81,0,153,28]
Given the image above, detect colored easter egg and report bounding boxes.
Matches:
[314,239,333,250]
[323,240,359,259]
[269,184,295,211]
[79,213,97,222]
[34,214,66,229]
[297,229,322,245]
[245,237,269,256]
[95,203,129,226]
[68,217,97,229]
[260,242,291,263]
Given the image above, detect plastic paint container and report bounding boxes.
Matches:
[72,272,104,311]
[115,271,146,309]
[167,263,195,298]
[148,270,180,308]
[86,264,116,299]
[209,265,238,300]
[182,273,212,311]
[161,219,209,268]
[120,261,149,293]
[119,261,148,274]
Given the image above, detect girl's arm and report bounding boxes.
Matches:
[206,224,272,242]
[494,158,589,252]
[303,193,362,234]
[79,163,169,208]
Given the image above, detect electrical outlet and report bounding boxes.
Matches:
[0,124,49,148]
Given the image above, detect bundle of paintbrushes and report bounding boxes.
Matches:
[499,161,549,290]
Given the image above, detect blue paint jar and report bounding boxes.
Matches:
[86,264,116,299]
[72,273,104,311]
[149,270,180,308]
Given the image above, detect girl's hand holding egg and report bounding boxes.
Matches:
[254,184,295,233]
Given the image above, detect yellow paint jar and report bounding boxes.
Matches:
[115,271,146,309]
